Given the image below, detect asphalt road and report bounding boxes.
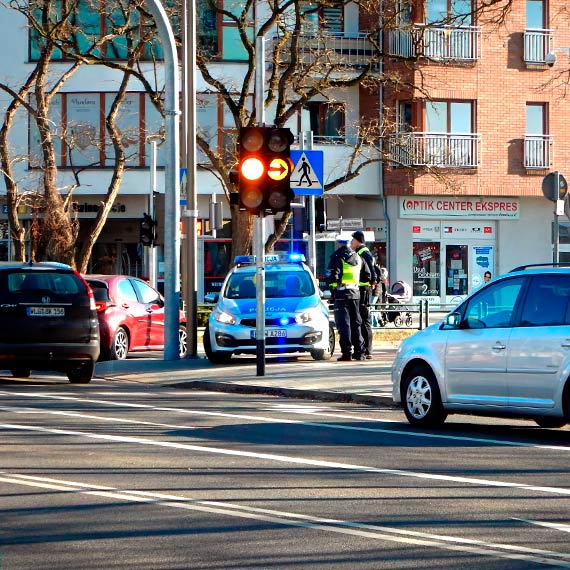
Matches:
[1,375,570,570]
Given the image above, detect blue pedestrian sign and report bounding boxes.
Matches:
[290,150,324,195]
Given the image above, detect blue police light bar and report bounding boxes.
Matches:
[234,254,306,265]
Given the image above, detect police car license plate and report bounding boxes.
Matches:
[250,329,287,339]
[27,307,65,317]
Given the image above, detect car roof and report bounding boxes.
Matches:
[0,261,74,271]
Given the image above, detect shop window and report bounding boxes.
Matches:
[446,244,468,296]
[412,242,441,297]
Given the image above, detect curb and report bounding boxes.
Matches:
[171,379,397,407]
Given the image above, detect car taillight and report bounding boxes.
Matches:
[75,271,97,311]
[95,300,110,313]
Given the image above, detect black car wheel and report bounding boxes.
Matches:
[11,369,30,378]
[67,361,94,384]
[311,323,335,361]
[110,327,129,360]
[203,324,232,364]
[534,417,567,429]
[402,365,447,427]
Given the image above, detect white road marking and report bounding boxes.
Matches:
[1,390,569,453]
[514,518,570,534]
[2,471,570,567]
[0,405,195,430]
[2,421,570,497]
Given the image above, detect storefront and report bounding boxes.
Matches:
[393,196,519,306]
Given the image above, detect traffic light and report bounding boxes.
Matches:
[237,126,294,215]
[139,213,156,247]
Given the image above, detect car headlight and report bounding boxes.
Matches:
[214,310,237,325]
[295,308,320,324]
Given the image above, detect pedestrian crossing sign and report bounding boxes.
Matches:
[290,150,324,195]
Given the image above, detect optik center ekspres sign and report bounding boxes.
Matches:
[400,197,519,219]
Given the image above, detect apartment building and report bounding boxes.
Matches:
[382,0,570,305]
[1,0,568,304]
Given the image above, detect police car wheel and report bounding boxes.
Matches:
[311,324,335,361]
[203,324,233,364]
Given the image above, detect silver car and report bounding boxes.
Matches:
[392,264,570,428]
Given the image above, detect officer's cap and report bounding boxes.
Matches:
[335,234,350,244]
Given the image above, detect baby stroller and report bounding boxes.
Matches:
[385,280,413,327]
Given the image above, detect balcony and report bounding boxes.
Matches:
[388,24,481,61]
[524,29,553,65]
[272,32,378,69]
[389,132,480,168]
[524,134,552,169]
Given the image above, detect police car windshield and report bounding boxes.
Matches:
[225,271,315,299]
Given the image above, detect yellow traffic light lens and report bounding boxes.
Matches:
[240,157,264,181]
[241,129,265,152]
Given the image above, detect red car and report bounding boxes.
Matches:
[85,275,187,360]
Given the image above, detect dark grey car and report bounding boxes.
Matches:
[0,262,100,383]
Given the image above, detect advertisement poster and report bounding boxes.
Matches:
[412,242,441,297]
[471,245,494,290]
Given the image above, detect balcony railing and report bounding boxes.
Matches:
[388,24,481,61]
[273,32,378,68]
[524,134,553,169]
[524,29,553,65]
[389,132,481,168]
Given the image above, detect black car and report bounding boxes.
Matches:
[0,261,100,383]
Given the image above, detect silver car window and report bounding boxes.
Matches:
[520,274,570,326]
[463,277,524,328]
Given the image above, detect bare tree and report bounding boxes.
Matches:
[0,0,166,269]
[193,0,516,259]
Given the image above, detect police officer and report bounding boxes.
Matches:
[351,230,376,359]
[326,235,365,361]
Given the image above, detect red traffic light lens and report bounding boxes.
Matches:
[240,157,264,181]
[241,129,265,152]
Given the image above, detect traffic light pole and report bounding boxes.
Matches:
[254,215,266,376]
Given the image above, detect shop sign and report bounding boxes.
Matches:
[400,197,519,219]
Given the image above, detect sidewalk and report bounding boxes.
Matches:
[95,340,401,407]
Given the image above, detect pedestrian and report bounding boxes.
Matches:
[326,235,365,361]
[350,230,375,359]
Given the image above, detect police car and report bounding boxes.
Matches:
[204,254,335,363]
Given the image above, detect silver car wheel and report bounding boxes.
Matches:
[178,326,187,358]
[112,328,129,360]
[406,375,432,420]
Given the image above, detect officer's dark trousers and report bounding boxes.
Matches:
[359,288,373,356]
[334,298,364,357]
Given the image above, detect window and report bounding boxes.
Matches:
[29,0,167,61]
[520,275,570,327]
[525,103,550,168]
[302,102,345,142]
[29,92,164,169]
[424,100,476,166]
[197,0,254,60]
[412,242,441,297]
[526,0,545,28]
[425,0,472,25]
[463,277,524,329]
